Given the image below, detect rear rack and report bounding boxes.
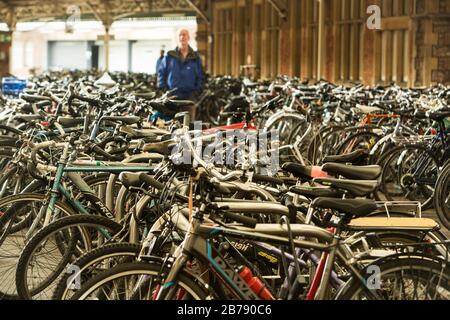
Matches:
[391,135,434,145]
[376,201,422,218]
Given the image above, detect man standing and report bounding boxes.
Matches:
[158,28,204,121]
[155,49,165,74]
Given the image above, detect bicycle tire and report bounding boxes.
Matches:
[336,255,450,300]
[434,161,450,230]
[52,242,141,300]
[15,214,123,300]
[70,262,208,300]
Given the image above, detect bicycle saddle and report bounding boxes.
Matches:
[57,117,85,127]
[313,178,378,197]
[119,172,142,189]
[322,149,368,164]
[282,163,328,181]
[290,186,344,200]
[143,139,175,155]
[321,163,381,180]
[428,108,450,122]
[150,101,193,117]
[311,197,378,218]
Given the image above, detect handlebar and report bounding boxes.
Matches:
[181,128,242,182]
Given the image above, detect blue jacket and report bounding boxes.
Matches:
[158,47,204,100]
[156,56,164,74]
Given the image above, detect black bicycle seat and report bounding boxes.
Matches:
[290,186,344,200]
[282,163,314,181]
[313,178,378,197]
[119,172,142,189]
[428,109,450,122]
[311,197,378,218]
[321,163,381,180]
[323,149,369,164]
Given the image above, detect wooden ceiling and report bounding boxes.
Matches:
[0,0,206,28]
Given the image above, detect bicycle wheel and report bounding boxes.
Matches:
[434,161,450,230]
[336,131,380,157]
[337,255,450,300]
[15,214,123,300]
[70,262,208,300]
[0,194,76,299]
[52,242,141,300]
[377,144,439,209]
[307,125,345,165]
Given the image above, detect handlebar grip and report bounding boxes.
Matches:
[223,212,258,228]
[139,173,165,191]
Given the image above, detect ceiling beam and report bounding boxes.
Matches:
[0,0,198,24]
[86,0,104,23]
[267,0,287,20]
[5,6,17,31]
[184,0,209,24]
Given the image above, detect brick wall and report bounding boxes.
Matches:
[431,0,450,83]
[201,0,449,86]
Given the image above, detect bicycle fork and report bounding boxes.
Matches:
[26,144,70,238]
[25,162,65,239]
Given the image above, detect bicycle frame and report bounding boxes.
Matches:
[155,209,376,300]
[26,158,155,239]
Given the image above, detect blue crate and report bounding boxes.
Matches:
[2,77,27,97]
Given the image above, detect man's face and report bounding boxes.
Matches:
[178,29,190,48]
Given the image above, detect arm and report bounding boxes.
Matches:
[158,56,168,90]
[194,56,205,94]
